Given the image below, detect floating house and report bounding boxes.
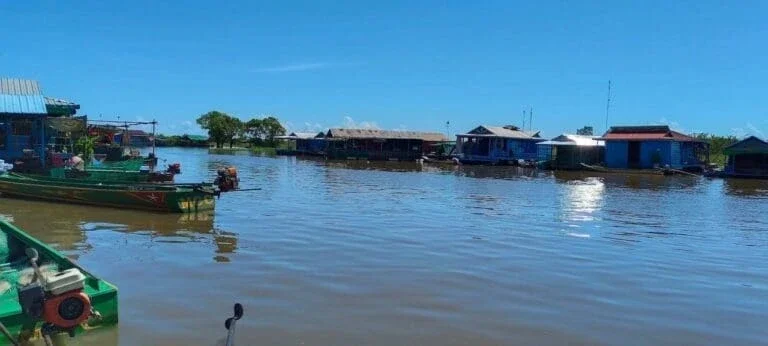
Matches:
[114,129,153,147]
[599,125,709,170]
[276,131,327,156]
[0,79,49,166]
[723,136,768,178]
[324,128,447,161]
[455,125,543,164]
[537,134,604,170]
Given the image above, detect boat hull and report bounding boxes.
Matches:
[0,175,215,213]
[0,220,118,345]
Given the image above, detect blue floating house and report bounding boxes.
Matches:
[455,125,544,164]
[723,136,768,178]
[0,78,49,166]
[599,125,709,170]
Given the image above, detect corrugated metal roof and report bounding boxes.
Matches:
[0,78,47,114]
[460,125,541,139]
[327,128,447,142]
[44,96,80,108]
[598,125,698,142]
[538,134,604,147]
[290,132,320,139]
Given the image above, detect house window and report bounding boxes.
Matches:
[12,119,33,136]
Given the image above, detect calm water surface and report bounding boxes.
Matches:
[0,147,766,345]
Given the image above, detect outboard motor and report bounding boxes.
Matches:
[166,163,182,175]
[18,249,96,341]
[214,166,239,192]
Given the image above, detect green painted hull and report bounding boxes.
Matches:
[48,167,152,183]
[0,220,118,345]
[88,158,146,171]
[0,174,216,213]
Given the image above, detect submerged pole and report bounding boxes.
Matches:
[152,119,157,157]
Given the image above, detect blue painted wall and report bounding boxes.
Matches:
[639,141,673,168]
[460,137,542,163]
[605,141,628,168]
[605,140,679,169]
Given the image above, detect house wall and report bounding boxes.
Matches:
[640,141,673,169]
[0,115,46,163]
[606,140,679,169]
[605,141,629,168]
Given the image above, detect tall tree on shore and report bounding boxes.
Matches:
[245,116,286,146]
[196,111,243,148]
[261,116,286,145]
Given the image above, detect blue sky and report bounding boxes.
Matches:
[1,0,766,138]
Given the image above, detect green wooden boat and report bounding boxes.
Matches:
[48,167,153,183]
[0,220,118,345]
[88,158,146,171]
[0,173,216,213]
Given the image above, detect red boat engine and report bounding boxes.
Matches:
[214,166,239,192]
[166,163,182,175]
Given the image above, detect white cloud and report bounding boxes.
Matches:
[340,116,379,129]
[732,123,767,139]
[252,63,329,73]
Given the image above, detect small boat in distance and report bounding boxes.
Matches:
[0,220,118,345]
[0,173,217,213]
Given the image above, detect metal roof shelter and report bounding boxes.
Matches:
[537,134,605,147]
[0,78,47,115]
[326,128,447,142]
[459,125,541,139]
[598,125,700,142]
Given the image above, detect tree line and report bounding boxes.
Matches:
[196,111,287,148]
[695,133,739,166]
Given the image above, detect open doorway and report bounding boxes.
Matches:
[628,141,641,168]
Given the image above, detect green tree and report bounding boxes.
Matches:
[245,118,265,145]
[696,133,738,166]
[261,116,286,145]
[225,117,244,148]
[196,111,243,148]
[244,116,286,146]
[74,136,97,160]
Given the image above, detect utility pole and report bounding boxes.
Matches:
[522,110,526,130]
[605,80,612,132]
[529,107,533,132]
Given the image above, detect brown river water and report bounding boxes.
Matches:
[0,147,766,345]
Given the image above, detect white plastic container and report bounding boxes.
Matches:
[45,268,86,295]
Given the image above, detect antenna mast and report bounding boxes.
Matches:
[522,110,526,130]
[529,107,533,132]
[605,80,612,132]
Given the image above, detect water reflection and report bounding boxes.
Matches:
[722,178,768,198]
[554,171,700,191]
[0,198,238,261]
[559,177,605,223]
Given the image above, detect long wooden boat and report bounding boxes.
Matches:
[0,220,118,345]
[0,173,216,213]
[48,167,153,183]
[578,163,697,176]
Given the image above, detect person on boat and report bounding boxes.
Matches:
[69,154,86,171]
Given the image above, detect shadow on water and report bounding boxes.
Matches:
[296,156,548,180]
[722,178,768,198]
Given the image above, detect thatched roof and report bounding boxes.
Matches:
[326,128,447,141]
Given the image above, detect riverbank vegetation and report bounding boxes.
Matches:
[196,111,287,148]
[696,134,738,166]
